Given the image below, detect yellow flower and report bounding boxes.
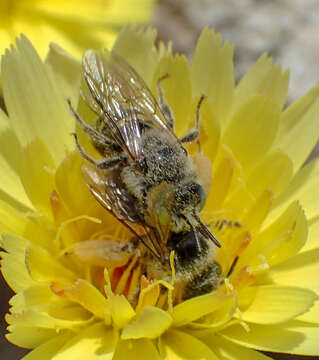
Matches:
[0,0,155,58]
[1,25,319,359]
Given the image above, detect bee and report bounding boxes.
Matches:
[68,50,222,301]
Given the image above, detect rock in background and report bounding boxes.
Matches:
[154,0,319,102]
[154,0,319,160]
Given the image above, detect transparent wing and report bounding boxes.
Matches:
[82,164,166,260]
[82,49,177,162]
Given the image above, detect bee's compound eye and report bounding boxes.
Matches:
[190,182,206,211]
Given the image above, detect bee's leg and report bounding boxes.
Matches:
[180,95,206,152]
[157,74,175,130]
[67,99,118,149]
[72,133,126,169]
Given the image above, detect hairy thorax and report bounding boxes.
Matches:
[121,129,196,202]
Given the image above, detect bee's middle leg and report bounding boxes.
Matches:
[67,99,118,150]
[72,133,126,169]
[180,95,206,152]
[157,74,175,130]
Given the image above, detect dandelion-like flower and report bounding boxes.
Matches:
[1,26,319,359]
[0,0,155,58]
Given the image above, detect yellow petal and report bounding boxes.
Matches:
[0,199,31,236]
[113,338,160,360]
[53,322,117,360]
[302,216,319,252]
[9,284,68,314]
[238,285,317,324]
[19,139,56,217]
[298,299,319,324]
[0,234,37,292]
[6,327,57,349]
[122,306,172,339]
[112,25,158,87]
[153,53,192,138]
[269,158,319,223]
[237,201,307,272]
[220,320,319,355]
[6,309,89,331]
[200,333,273,360]
[45,43,81,107]
[20,333,73,360]
[233,54,289,111]
[110,295,136,329]
[160,329,219,360]
[276,82,319,173]
[192,28,234,125]
[25,245,76,285]
[54,151,87,214]
[242,189,273,233]
[246,150,293,198]
[1,35,75,164]
[198,98,221,162]
[223,94,280,173]
[172,291,233,327]
[205,155,234,211]
[52,279,110,322]
[0,109,33,209]
[188,295,237,330]
[270,247,319,294]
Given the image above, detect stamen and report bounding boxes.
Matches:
[103,268,113,300]
[235,309,251,333]
[167,250,176,314]
[55,215,102,248]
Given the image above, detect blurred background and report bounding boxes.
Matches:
[1,0,319,359]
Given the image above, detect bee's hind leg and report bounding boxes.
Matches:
[157,74,175,130]
[180,95,206,152]
[72,133,126,169]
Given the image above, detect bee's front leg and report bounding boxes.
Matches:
[156,74,175,130]
[180,95,206,152]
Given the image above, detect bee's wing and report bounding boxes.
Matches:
[82,49,177,162]
[82,164,165,260]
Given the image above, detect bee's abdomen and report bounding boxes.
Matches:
[182,261,222,300]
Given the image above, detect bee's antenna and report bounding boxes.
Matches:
[195,215,221,248]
